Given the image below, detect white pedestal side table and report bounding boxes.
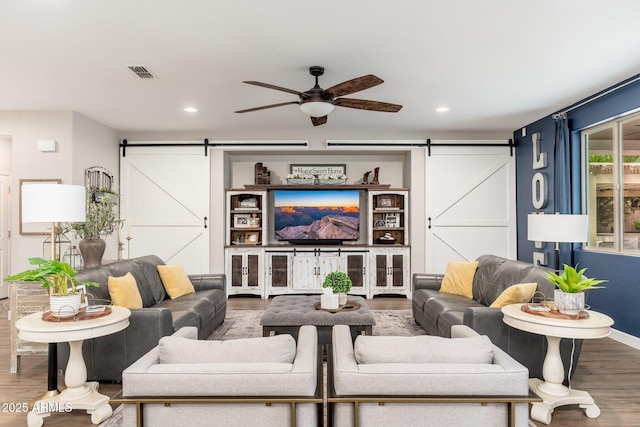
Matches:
[16,306,131,427]
[501,303,613,425]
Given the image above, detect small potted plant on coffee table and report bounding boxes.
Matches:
[4,257,100,318]
[546,264,606,315]
[322,271,352,306]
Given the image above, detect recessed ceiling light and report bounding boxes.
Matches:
[436,106,450,112]
[184,107,198,113]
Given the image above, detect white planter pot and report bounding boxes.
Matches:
[338,292,348,306]
[554,289,585,315]
[321,293,339,309]
[50,294,82,318]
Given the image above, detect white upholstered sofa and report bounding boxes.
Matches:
[119,325,321,427]
[330,324,536,427]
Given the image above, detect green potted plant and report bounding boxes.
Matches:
[4,257,99,318]
[65,190,122,269]
[546,264,606,315]
[322,271,352,306]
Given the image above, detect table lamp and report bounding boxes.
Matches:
[527,213,588,272]
[21,183,86,397]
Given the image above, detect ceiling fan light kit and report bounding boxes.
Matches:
[300,101,334,117]
[235,66,402,126]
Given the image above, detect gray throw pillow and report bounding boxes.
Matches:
[159,334,297,364]
[354,335,493,365]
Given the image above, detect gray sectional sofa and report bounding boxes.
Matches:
[412,254,583,380]
[57,255,226,382]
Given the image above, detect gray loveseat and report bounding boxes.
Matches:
[58,255,226,382]
[412,254,582,380]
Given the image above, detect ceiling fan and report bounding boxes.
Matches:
[234,66,403,126]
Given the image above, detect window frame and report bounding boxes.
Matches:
[582,111,640,254]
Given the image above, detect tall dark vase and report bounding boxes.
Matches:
[78,237,106,269]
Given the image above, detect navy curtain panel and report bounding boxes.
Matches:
[554,114,573,267]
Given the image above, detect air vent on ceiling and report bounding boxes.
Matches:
[127,65,156,79]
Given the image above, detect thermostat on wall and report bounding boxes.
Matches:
[37,139,57,152]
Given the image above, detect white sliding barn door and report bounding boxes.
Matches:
[120,145,210,273]
[425,144,516,273]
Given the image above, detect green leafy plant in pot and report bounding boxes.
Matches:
[322,271,352,306]
[4,257,99,318]
[546,264,606,315]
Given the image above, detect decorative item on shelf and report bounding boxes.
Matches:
[318,173,348,185]
[4,258,100,318]
[361,170,372,185]
[254,163,271,185]
[65,188,123,269]
[239,197,258,209]
[322,271,352,306]
[546,264,607,315]
[234,214,251,228]
[286,173,315,185]
[249,213,261,227]
[376,232,396,244]
[371,167,380,185]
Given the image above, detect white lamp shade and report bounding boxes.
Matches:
[300,101,334,117]
[527,213,588,243]
[22,184,86,223]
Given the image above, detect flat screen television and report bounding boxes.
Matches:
[273,189,360,245]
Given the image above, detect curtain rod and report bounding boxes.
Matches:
[552,73,640,119]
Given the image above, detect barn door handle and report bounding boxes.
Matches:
[428,217,431,229]
[204,217,208,228]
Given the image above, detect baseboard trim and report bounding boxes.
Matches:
[609,328,640,350]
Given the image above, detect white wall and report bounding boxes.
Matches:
[0,137,11,173]
[0,111,119,273]
[71,112,120,259]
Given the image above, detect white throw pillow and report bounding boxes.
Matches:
[159,334,297,364]
[354,334,493,365]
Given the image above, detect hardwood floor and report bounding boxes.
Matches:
[1,296,639,426]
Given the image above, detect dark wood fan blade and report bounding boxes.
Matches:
[234,101,299,113]
[335,98,403,112]
[324,75,384,97]
[242,81,303,96]
[311,115,327,126]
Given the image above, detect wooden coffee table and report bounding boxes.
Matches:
[261,295,375,344]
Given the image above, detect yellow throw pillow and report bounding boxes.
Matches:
[490,283,538,308]
[108,272,143,309]
[157,264,195,299]
[439,260,479,298]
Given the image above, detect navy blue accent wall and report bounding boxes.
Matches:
[514,74,640,338]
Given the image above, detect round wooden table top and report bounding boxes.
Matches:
[501,303,613,340]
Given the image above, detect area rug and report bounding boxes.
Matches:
[207,309,425,340]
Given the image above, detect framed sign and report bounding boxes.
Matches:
[20,179,62,235]
[290,164,346,176]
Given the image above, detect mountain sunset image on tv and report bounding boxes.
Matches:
[273,189,360,243]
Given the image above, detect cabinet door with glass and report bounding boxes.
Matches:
[225,248,263,297]
[338,251,368,296]
[369,247,410,297]
[265,252,292,297]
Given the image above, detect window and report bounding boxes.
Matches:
[583,112,640,252]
